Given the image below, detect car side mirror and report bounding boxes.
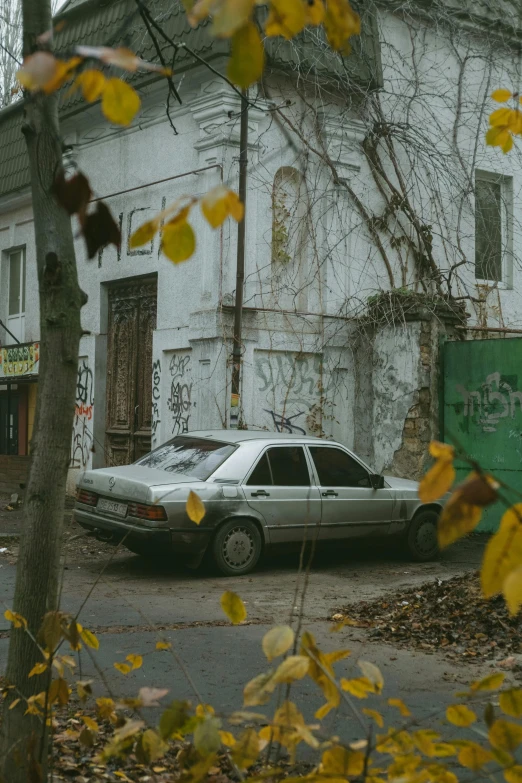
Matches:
[369,474,385,490]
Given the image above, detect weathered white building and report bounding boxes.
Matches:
[0,0,521,492]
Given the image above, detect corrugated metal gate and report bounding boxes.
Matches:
[442,338,522,532]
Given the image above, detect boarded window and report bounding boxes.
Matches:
[475,174,508,283]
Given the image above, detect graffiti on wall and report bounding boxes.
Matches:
[152,358,161,446]
[167,353,193,434]
[70,359,94,469]
[254,351,324,435]
[456,372,522,433]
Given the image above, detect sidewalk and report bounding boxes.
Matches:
[0,492,74,539]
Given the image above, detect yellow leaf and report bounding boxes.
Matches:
[49,678,70,706]
[243,671,276,706]
[80,628,100,650]
[273,655,309,683]
[492,89,513,102]
[388,697,411,716]
[323,0,360,52]
[505,767,522,783]
[130,219,158,249]
[186,490,205,524]
[457,742,492,771]
[340,676,374,698]
[305,0,324,25]
[363,708,384,727]
[358,660,384,693]
[265,0,306,39]
[28,662,48,677]
[446,704,477,727]
[219,730,236,747]
[97,697,116,719]
[101,78,141,126]
[419,451,455,503]
[142,728,168,762]
[221,590,247,624]
[156,640,172,651]
[482,506,522,598]
[262,625,294,661]
[4,609,27,629]
[227,22,264,89]
[321,746,364,776]
[490,720,522,751]
[82,716,99,732]
[438,491,482,549]
[161,218,196,264]
[77,680,93,702]
[126,653,143,670]
[504,566,522,615]
[431,743,456,757]
[490,108,515,127]
[231,728,260,769]
[114,662,131,675]
[9,698,21,710]
[195,0,253,37]
[196,703,215,717]
[74,69,106,102]
[201,185,244,229]
[500,690,522,718]
[471,672,505,691]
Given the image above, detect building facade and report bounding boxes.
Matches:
[0,0,521,492]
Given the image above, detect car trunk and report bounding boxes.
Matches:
[78,465,193,504]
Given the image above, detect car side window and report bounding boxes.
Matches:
[267,446,310,487]
[246,453,273,485]
[309,446,371,488]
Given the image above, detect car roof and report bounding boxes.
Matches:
[183,429,329,445]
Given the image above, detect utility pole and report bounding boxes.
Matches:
[230,89,248,428]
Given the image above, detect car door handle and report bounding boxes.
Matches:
[251,490,270,497]
[322,490,338,497]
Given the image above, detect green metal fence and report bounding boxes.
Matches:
[442,338,522,532]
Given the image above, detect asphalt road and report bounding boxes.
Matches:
[0,531,494,745]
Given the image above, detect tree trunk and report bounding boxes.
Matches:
[0,0,84,779]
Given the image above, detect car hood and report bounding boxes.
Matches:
[77,465,200,503]
[383,475,419,491]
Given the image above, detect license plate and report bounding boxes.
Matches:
[97,498,128,517]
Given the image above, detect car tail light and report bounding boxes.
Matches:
[127,502,168,522]
[76,488,98,506]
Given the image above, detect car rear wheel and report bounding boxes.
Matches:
[405,509,439,561]
[212,519,262,576]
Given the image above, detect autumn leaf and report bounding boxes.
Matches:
[73,69,106,102]
[126,653,143,670]
[272,655,309,683]
[457,742,492,771]
[162,218,196,264]
[438,490,482,549]
[358,660,384,693]
[471,672,505,691]
[489,720,522,752]
[505,767,522,783]
[388,697,411,716]
[114,662,131,675]
[219,730,236,747]
[156,640,172,651]
[130,219,158,249]
[305,0,325,25]
[265,0,306,39]
[227,22,264,88]
[81,628,99,650]
[82,201,122,259]
[221,590,247,624]
[419,441,455,502]
[262,625,294,661]
[486,125,514,153]
[492,89,513,102]
[457,472,499,507]
[243,670,277,706]
[503,566,522,615]
[28,662,48,678]
[4,609,27,629]
[340,676,374,698]
[323,0,360,52]
[186,490,205,524]
[201,185,244,228]
[446,704,477,727]
[194,716,222,756]
[482,505,522,598]
[321,746,364,776]
[101,78,141,126]
[500,690,522,718]
[77,680,93,702]
[231,728,259,769]
[17,52,80,94]
[53,171,92,218]
[139,687,169,707]
[82,715,99,732]
[362,708,384,727]
[49,678,70,706]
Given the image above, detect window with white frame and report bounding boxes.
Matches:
[7,248,26,343]
[475,171,512,285]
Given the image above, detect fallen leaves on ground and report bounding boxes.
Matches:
[333,571,522,664]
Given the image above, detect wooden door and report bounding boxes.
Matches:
[105,277,157,466]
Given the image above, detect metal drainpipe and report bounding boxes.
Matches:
[230,90,248,429]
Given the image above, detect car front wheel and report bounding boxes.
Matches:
[405,509,439,561]
[212,519,262,576]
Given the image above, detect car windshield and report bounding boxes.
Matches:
[135,436,236,480]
